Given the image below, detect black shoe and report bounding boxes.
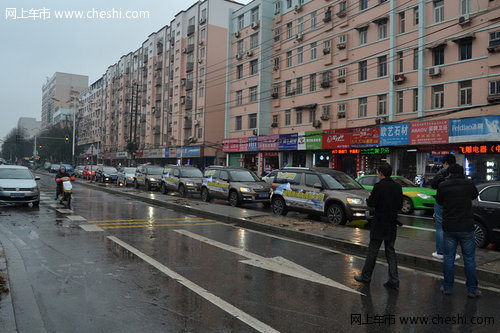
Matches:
[383,281,399,291]
[440,286,452,295]
[467,290,481,298]
[354,275,370,284]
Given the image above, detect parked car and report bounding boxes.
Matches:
[117,167,136,187]
[43,162,52,170]
[262,170,279,184]
[49,164,60,173]
[82,165,99,180]
[74,165,86,178]
[270,167,370,225]
[134,164,164,190]
[160,165,203,197]
[95,166,118,183]
[472,181,500,248]
[356,174,436,214]
[0,165,40,206]
[60,164,74,175]
[201,166,271,207]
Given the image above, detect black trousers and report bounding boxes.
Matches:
[361,239,399,285]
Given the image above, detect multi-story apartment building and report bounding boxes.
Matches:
[41,72,88,129]
[81,0,243,167]
[224,0,500,182]
[78,78,104,161]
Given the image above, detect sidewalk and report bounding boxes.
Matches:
[77,179,500,288]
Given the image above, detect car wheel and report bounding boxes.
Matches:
[474,221,488,248]
[201,187,210,202]
[146,180,151,191]
[179,184,186,198]
[161,182,168,194]
[272,196,287,216]
[327,203,346,225]
[134,179,139,189]
[32,200,40,207]
[401,197,414,214]
[229,190,240,207]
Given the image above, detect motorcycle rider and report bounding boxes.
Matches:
[55,165,69,200]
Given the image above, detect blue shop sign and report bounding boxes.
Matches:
[449,115,500,143]
[248,136,258,151]
[379,123,410,146]
[168,147,201,158]
[278,133,298,150]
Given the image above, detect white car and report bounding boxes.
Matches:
[0,165,40,206]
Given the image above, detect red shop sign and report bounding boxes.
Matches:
[409,120,449,145]
[322,129,351,149]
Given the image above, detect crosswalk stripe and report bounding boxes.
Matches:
[101,222,221,229]
[94,220,216,226]
[88,217,205,223]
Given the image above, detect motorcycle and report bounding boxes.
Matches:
[56,176,75,207]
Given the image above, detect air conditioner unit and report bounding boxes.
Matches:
[393,74,406,83]
[246,50,254,57]
[236,53,242,60]
[337,111,346,119]
[198,40,204,45]
[197,78,202,83]
[428,67,441,76]
[271,92,279,99]
[180,96,186,104]
[294,4,303,12]
[295,33,303,41]
[193,119,199,126]
[234,31,240,38]
[458,14,470,25]
[198,58,203,64]
[337,77,345,83]
[180,78,186,85]
[337,10,346,18]
[313,120,321,128]
[320,115,330,121]
[274,35,280,42]
[271,122,278,128]
[337,42,346,49]
[321,81,331,88]
[323,47,331,54]
[251,21,259,29]
[199,17,206,24]
[288,88,296,95]
[182,48,187,53]
[252,129,258,135]
[273,65,280,71]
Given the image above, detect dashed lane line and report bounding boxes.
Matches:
[107,236,279,333]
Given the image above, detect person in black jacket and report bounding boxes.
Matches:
[436,164,480,298]
[55,165,68,200]
[354,163,403,290]
[431,154,457,260]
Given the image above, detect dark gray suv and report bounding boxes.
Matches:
[200,166,271,207]
[270,167,370,225]
[134,164,164,191]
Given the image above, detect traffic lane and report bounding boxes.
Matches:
[103,221,500,332]
[2,186,255,332]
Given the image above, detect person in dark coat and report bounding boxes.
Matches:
[354,162,403,290]
[436,164,480,298]
[55,165,68,200]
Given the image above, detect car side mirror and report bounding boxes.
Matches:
[313,183,323,190]
[35,176,40,181]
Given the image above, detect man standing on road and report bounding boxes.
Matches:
[431,154,459,260]
[436,164,480,298]
[354,163,403,290]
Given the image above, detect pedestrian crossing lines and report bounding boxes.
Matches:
[86,217,222,229]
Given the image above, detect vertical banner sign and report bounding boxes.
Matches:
[379,123,410,146]
[306,130,323,150]
[248,136,259,151]
[322,129,351,149]
[297,132,306,150]
[409,120,449,145]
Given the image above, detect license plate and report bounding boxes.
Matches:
[11,193,25,197]
[259,193,269,198]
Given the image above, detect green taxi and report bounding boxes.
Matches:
[356,175,436,214]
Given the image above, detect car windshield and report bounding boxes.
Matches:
[0,168,34,179]
[322,173,363,190]
[123,168,136,173]
[229,169,260,182]
[103,167,117,173]
[147,167,164,175]
[180,168,203,178]
[393,177,416,187]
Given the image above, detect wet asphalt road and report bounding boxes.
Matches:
[0,172,499,332]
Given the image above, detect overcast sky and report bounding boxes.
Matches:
[0,0,250,139]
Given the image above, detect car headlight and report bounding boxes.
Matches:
[129,176,134,179]
[347,197,363,205]
[149,177,157,181]
[240,187,252,193]
[417,193,431,199]
[185,181,195,186]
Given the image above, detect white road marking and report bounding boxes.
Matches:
[56,209,73,214]
[80,224,104,232]
[175,229,363,295]
[401,225,436,232]
[107,236,279,333]
[66,215,86,221]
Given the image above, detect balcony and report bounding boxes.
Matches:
[186,44,194,53]
[187,24,195,36]
[155,78,162,86]
[183,119,192,129]
[185,99,193,110]
[186,62,194,72]
[155,93,162,102]
[185,80,193,91]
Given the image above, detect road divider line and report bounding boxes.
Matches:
[101,222,221,229]
[175,229,364,295]
[107,236,279,333]
[94,220,217,226]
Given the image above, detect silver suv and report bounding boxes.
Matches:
[270,167,370,225]
[201,166,271,207]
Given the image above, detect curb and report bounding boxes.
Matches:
[75,179,500,288]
